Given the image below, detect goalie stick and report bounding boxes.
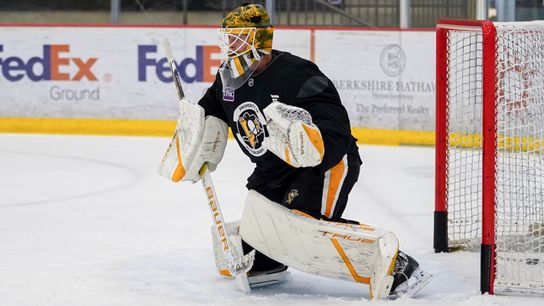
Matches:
[162,39,255,292]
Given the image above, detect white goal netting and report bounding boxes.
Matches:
[445,21,544,294]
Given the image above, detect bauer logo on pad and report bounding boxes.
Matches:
[223,87,235,102]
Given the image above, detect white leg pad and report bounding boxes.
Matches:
[211,221,242,278]
[211,221,250,292]
[239,190,399,300]
[211,220,289,290]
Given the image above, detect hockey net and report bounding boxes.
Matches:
[435,19,544,295]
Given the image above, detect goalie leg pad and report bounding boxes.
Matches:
[239,190,399,300]
[212,221,242,278]
[210,221,251,293]
[211,221,290,288]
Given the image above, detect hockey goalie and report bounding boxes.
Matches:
[159,3,431,300]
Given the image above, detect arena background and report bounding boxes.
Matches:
[0,1,542,146]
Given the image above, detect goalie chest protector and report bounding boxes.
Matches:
[198,50,359,178]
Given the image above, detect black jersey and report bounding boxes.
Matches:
[198,50,360,187]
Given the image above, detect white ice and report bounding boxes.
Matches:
[0,134,542,306]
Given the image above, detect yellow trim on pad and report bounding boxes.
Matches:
[0,117,436,146]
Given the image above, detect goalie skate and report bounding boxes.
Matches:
[247,265,291,288]
[389,251,433,298]
[389,267,433,298]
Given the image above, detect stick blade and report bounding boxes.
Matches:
[227,249,255,276]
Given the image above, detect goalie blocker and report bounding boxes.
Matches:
[158,99,228,183]
[212,190,433,300]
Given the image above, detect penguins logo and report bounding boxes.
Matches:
[233,102,267,156]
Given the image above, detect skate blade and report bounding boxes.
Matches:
[390,268,434,299]
[249,270,291,288]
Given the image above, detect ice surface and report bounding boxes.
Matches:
[0,134,542,305]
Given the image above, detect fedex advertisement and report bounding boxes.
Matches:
[0,27,223,120]
[138,44,222,83]
[0,26,309,121]
[0,44,98,81]
[0,26,435,132]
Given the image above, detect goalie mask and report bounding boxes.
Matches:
[218,3,273,90]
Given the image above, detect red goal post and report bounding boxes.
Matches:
[434,19,544,295]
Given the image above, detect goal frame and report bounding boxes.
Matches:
[433,19,498,294]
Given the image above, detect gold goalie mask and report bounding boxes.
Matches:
[218,3,274,90]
